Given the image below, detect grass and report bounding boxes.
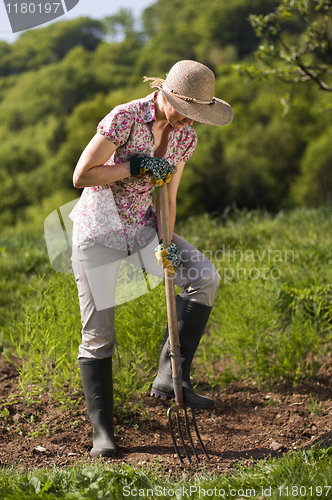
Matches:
[0,232,51,352]
[1,207,332,498]
[1,447,332,498]
[1,207,332,405]
[180,208,332,387]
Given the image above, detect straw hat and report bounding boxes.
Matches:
[144,60,233,127]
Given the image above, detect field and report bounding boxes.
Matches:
[1,208,332,498]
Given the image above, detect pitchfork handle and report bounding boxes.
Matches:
[160,183,184,407]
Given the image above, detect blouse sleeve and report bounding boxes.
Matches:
[97,105,134,147]
[181,128,198,163]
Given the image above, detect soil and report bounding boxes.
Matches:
[1,356,332,479]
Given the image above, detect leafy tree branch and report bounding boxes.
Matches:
[249,0,332,90]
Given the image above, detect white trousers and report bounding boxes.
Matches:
[72,231,220,359]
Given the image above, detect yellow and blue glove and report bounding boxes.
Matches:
[129,156,173,186]
[154,240,181,275]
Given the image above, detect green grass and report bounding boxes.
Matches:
[1,208,332,497]
[1,207,332,406]
[180,208,332,386]
[1,447,332,499]
[0,232,51,352]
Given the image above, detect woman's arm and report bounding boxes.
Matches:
[156,161,185,240]
[73,133,131,188]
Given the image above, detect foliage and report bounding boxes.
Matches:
[291,125,332,206]
[0,0,332,226]
[1,447,332,498]
[0,232,51,353]
[7,273,82,400]
[249,0,332,91]
[2,209,332,407]
[138,0,278,74]
[307,392,323,414]
[178,208,332,385]
[104,8,140,42]
[0,17,104,76]
[278,283,332,327]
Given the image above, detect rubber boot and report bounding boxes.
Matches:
[151,296,214,409]
[79,357,117,457]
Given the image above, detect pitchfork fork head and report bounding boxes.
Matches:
[167,405,210,465]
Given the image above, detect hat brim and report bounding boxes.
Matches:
[160,88,233,126]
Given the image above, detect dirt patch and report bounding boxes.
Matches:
[1,357,332,478]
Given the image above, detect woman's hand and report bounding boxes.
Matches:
[154,240,181,275]
[129,156,174,186]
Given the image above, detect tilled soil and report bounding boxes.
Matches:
[1,357,332,478]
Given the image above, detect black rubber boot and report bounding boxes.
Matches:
[79,357,117,457]
[151,296,214,409]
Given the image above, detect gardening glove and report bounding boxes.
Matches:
[154,240,181,275]
[129,156,173,186]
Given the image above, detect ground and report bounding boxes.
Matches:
[1,357,332,478]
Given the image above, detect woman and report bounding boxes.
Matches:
[70,60,233,457]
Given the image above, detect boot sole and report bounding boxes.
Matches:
[151,387,215,409]
[150,388,174,400]
[90,447,117,457]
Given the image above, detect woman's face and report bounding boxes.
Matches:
[163,100,194,129]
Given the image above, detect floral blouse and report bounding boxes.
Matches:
[69,92,197,251]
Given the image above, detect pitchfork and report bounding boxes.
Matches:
[159,182,210,465]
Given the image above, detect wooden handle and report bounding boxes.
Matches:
[160,183,184,407]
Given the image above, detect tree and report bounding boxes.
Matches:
[138,0,278,74]
[249,0,332,91]
[103,9,138,42]
[291,127,332,205]
[0,17,104,76]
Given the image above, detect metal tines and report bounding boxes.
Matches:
[167,404,210,465]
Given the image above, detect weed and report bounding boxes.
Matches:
[307,393,323,416]
[264,396,280,407]
[0,408,10,420]
[27,424,50,438]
